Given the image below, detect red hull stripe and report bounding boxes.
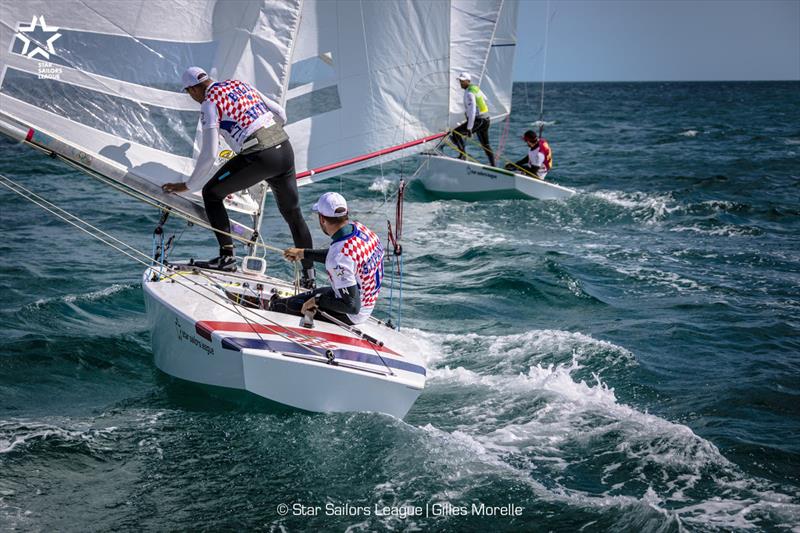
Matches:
[25,128,34,142]
[196,320,400,356]
[196,322,213,341]
[296,132,447,179]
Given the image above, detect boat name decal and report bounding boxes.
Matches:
[466,166,498,180]
[175,318,214,356]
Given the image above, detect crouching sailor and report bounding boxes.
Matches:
[272,192,384,325]
[505,130,553,179]
[162,66,314,286]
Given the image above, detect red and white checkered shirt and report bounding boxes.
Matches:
[326,221,384,324]
[199,79,278,153]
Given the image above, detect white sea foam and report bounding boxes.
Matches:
[680,130,699,137]
[670,224,760,237]
[33,283,133,307]
[531,120,556,129]
[410,221,513,249]
[368,176,394,194]
[409,328,634,373]
[0,419,117,454]
[590,190,677,224]
[580,250,709,294]
[410,329,800,530]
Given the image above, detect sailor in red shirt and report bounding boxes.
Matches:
[505,130,553,179]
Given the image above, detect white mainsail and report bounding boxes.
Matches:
[286,0,452,185]
[0,0,519,232]
[448,0,518,125]
[480,0,519,122]
[0,0,302,229]
[448,0,503,122]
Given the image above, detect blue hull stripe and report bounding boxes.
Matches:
[221,337,426,376]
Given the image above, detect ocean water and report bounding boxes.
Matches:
[1,81,799,531]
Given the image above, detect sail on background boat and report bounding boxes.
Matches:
[480,0,519,122]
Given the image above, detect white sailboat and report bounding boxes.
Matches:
[418,153,576,201]
[0,0,471,417]
[417,0,576,201]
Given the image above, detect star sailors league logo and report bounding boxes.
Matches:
[14,16,64,79]
[15,16,61,60]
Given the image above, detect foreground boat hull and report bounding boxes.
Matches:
[418,154,576,201]
[142,267,425,418]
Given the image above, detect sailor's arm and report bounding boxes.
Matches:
[182,130,219,192]
[317,284,361,315]
[322,254,361,315]
[506,155,537,175]
[257,90,287,126]
[284,248,327,263]
[465,90,477,131]
[162,100,219,193]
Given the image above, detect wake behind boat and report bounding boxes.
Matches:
[418,153,576,201]
[144,264,425,418]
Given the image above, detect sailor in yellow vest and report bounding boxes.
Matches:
[450,72,496,167]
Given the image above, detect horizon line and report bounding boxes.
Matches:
[511,79,800,83]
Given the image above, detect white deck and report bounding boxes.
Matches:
[142,266,425,418]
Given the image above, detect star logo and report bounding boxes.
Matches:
[15,16,62,60]
[333,265,346,279]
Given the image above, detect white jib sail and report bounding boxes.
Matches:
[286,0,453,185]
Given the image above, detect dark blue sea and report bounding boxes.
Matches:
[1,81,799,531]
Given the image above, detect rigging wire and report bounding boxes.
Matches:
[45,147,284,255]
[0,174,393,371]
[538,0,554,137]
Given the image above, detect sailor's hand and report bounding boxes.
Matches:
[162,182,188,193]
[283,247,304,261]
[466,129,473,137]
[300,297,318,315]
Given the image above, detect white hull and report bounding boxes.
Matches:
[142,266,425,418]
[418,154,576,201]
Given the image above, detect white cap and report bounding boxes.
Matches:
[182,66,209,89]
[312,192,348,217]
[457,71,471,82]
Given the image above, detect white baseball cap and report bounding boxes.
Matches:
[182,66,209,89]
[312,192,348,217]
[456,71,471,82]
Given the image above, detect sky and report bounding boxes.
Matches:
[513,0,800,81]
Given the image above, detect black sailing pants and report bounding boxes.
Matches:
[269,287,355,325]
[451,117,495,167]
[201,141,313,270]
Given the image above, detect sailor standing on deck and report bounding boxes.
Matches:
[272,192,384,326]
[162,67,315,286]
[505,130,553,179]
[450,72,496,167]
